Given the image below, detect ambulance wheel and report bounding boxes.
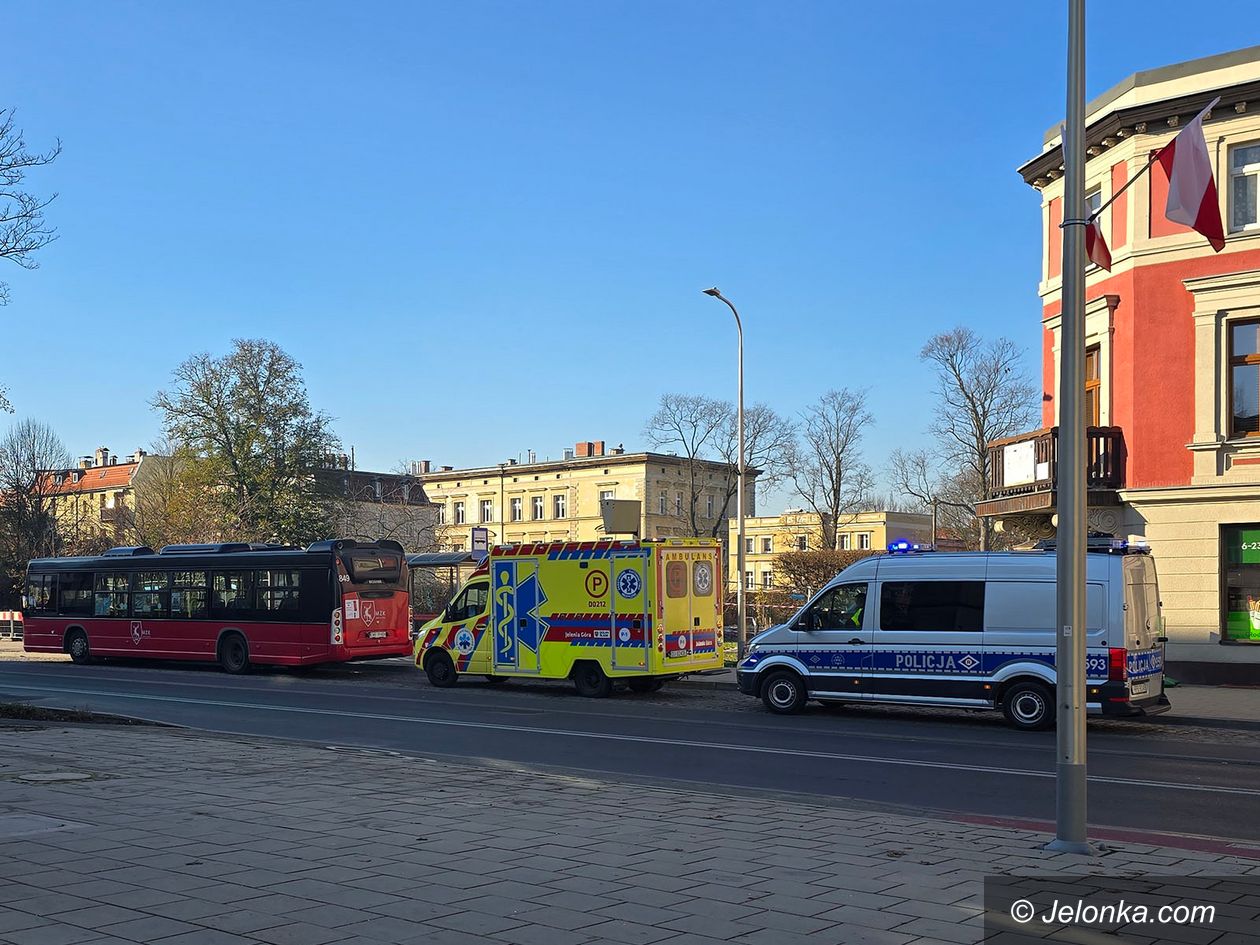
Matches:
[761,670,808,714]
[1002,680,1054,731]
[627,678,663,694]
[425,651,458,688]
[572,662,613,698]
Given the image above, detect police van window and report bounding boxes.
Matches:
[879,581,984,632]
[801,584,867,630]
[984,582,1105,632]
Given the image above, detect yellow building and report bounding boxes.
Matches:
[418,440,756,550]
[727,509,933,591]
[43,447,152,552]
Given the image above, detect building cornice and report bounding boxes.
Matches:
[1019,79,1260,187]
[419,452,761,481]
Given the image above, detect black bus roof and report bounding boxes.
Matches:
[28,539,405,574]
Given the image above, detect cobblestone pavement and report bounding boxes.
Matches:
[1,723,1257,945]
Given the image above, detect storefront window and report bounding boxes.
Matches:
[1223,525,1260,643]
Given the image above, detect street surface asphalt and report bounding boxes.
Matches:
[2,657,1259,845]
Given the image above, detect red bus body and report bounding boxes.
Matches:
[22,539,411,671]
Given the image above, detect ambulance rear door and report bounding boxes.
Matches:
[660,544,722,670]
[609,549,650,672]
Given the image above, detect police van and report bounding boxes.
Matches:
[735,539,1170,730]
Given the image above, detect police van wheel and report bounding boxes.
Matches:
[66,629,91,665]
[1002,680,1054,731]
[572,662,613,698]
[761,670,807,714]
[627,678,663,694]
[425,652,458,688]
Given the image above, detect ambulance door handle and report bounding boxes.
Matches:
[848,638,865,645]
[519,619,527,629]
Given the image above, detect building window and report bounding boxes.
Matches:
[659,493,668,515]
[745,571,754,590]
[1085,344,1102,426]
[858,533,871,550]
[532,495,544,520]
[511,497,523,522]
[745,538,753,554]
[1230,142,1260,233]
[554,494,567,519]
[1084,187,1102,269]
[1231,320,1260,437]
[480,500,493,523]
[454,501,466,525]
[839,533,851,550]
[437,504,446,525]
[600,490,614,502]
[1223,525,1260,643]
[675,492,683,516]
[762,571,774,588]
[796,536,807,551]
[706,494,714,518]
[761,537,772,553]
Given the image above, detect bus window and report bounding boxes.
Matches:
[341,551,402,585]
[259,571,301,616]
[213,571,254,615]
[171,571,209,619]
[58,572,93,616]
[94,573,129,617]
[133,572,170,618]
[25,574,55,614]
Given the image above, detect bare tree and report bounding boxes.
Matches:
[644,394,730,538]
[130,437,223,549]
[0,109,61,412]
[153,339,342,544]
[645,394,792,539]
[892,328,1038,550]
[788,388,875,549]
[0,419,69,605]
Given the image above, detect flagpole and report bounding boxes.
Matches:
[1049,0,1094,856]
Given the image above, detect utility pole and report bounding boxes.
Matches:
[1049,0,1093,855]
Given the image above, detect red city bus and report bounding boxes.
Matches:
[22,539,411,673]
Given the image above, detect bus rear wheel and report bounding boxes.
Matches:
[218,633,251,675]
[66,629,91,665]
[572,662,612,698]
[425,651,458,687]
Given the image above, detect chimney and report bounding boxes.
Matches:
[79,456,92,470]
[94,447,109,467]
[131,449,147,463]
[421,460,431,474]
[527,450,536,464]
[594,440,605,457]
[109,455,118,465]
[440,465,454,472]
[563,449,575,461]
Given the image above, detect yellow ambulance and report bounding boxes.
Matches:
[413,539,723,696]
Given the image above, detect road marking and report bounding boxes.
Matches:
[5,682,1260,798]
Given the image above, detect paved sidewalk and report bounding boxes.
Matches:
[1,725,1257,945]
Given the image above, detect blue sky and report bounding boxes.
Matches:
[1,2,1249,510]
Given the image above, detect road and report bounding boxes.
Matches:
[3,657,1259,848]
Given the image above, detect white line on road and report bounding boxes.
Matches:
[6,683,1260,798]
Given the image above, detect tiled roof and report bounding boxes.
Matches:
[42,463,139,494]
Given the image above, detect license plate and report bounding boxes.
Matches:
[1131,681,1148,696]
[367,631,387,639]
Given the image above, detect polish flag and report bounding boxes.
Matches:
[1157,103,1225,251]
[1085,219,1111,271]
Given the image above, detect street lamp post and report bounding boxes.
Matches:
[703,287,747,659]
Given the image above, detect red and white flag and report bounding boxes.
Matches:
[1085,219,1111,271]
[1157,100,1225,251]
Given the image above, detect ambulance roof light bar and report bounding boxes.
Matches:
[887,540,934,554]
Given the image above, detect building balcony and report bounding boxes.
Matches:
[98,506,133,526]
[976,426,1126,519]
